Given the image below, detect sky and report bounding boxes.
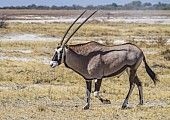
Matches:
[0,0,170,7]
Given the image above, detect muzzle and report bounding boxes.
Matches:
[50,61,58,68]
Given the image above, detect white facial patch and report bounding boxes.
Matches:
[55,47,63,52]
[55,47,63,60]
[50,61,58,68]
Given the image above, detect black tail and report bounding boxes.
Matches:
[143,56,159,85]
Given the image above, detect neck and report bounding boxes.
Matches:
[63,47,88,77]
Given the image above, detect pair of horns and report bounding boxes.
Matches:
[60,10,98,47]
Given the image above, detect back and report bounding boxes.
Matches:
[69,41,142,56]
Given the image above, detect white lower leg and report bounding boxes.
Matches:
[94,91,99,98]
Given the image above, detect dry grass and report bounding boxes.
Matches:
[0,10,170,119]
[1,22,170,47]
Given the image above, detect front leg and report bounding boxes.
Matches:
[83,80,92,110]
[94,79,111,104]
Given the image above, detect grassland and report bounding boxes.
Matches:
[0,10,170,119]
[1,9,170,17]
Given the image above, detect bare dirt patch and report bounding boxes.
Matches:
[0,33,59,42]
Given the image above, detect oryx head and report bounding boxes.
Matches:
[50,10,97,68]
[50,46,64,68]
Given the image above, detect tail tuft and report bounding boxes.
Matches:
[143,56,159,85]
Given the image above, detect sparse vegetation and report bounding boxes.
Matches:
[156,36,167,48]
[0,15,8,28]
[161,49,170,60]
[0,10,170,120]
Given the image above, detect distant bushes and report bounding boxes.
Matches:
[0,15,8,28]
[0,1,170,10]
[161,49,170,61]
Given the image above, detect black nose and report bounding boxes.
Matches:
[50,63,54,67]
[50,62,53,67]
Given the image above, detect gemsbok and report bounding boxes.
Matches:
[50,10,159,110]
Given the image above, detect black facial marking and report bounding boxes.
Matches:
[52,51,58,61]
[51,47,63,65]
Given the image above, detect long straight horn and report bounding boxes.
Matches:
[62,10,98,47]
[59,10,87,46]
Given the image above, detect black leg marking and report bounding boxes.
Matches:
[83,80,92,110]
[122,69,136,109]
[134,76,143,105]
[122,83,135,109]
[94,79,111,104]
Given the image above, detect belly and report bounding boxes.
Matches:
[103,65,128,78]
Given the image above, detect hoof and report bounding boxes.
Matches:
[138,102,143,106]
[100,99,111,104]
[139,101,143,105]
[121,103,128,109]
[121,106,127,109]
[82,104,90,110]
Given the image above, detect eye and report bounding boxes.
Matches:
[59,50,63,54]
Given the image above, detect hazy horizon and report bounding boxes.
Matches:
[0,0,170,7]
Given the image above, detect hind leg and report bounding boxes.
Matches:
[94,79,111,104]
[134,76,143,105]
[122,68,136,109]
